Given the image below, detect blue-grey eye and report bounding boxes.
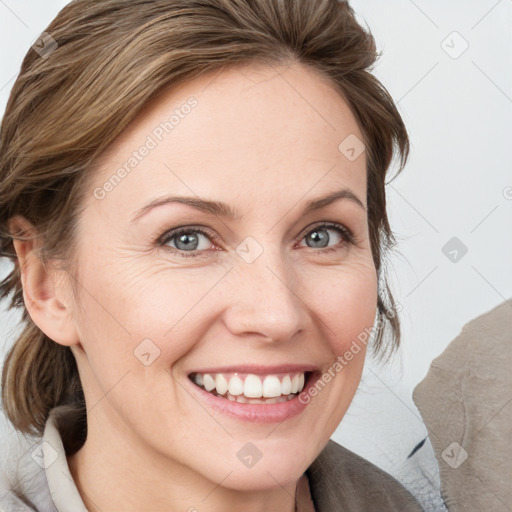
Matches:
[163,229,213,252]
[301,226,344,249]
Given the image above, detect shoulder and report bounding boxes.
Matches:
[306,439,423,512]
[0,405,84,512]
[413,299,512,512]
[415,299,512,380]
[0,430,51,512]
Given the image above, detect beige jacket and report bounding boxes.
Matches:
[0,404,422,511]
[412,299,512,512]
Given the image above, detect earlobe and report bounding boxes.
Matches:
[7,214,80,348]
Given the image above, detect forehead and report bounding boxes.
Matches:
[88,62,367,217]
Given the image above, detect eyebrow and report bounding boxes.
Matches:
[131,187,366,223]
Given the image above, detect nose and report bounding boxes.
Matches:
[222,249,306,343]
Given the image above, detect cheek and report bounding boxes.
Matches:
[306,262,378,354]
[73,259,230,371]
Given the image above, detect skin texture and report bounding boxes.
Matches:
[9,62,378,512]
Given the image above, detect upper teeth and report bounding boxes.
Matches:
[191,372,306,398]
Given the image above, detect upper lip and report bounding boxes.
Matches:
[187,364,319,375]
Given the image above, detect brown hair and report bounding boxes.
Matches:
[0,0,408,451]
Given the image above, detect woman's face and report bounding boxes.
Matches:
[69,62,377,490]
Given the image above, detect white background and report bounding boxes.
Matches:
[1,0,511,486]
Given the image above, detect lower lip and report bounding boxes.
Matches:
[187,373,318,423]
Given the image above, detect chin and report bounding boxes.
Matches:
[215,455,309,492]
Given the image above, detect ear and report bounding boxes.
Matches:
[7,214,80,347]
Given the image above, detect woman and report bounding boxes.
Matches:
[0,0,422,510]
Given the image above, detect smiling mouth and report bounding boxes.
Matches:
[188,371,310,404]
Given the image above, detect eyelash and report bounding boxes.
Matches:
[157,222,355,259]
